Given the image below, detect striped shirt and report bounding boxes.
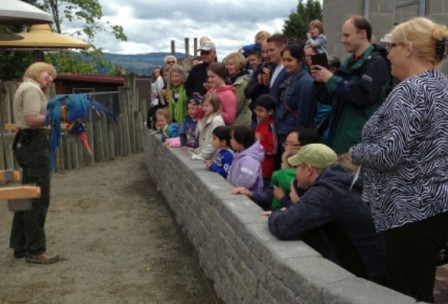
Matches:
[352,69,448,232]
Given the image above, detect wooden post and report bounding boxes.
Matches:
[194,37,198,55]
[171,40,175,55]
[93,120,104,162]
[185,38,190,57]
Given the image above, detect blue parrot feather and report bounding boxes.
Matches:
[46,94,116,172]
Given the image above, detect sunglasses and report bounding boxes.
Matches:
[167,61,175,64]
[200,50,211,55]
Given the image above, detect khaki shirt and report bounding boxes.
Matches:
[13,78,48,129]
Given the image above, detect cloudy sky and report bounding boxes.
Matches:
[62,0,305,59]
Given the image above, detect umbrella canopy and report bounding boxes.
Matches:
[0,0,53,25]
[0,24,90,49]
[0,33,23,41]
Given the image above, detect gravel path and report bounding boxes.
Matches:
[0,154,217,304]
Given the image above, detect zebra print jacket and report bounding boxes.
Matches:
[352,69,448,232]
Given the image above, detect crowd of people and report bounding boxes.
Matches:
[148,15,448,303]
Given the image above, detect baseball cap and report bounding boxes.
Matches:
[288,144,337,169]
[198,41,216,51]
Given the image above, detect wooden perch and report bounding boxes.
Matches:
[0,185,41,200]
[0,170,21,183]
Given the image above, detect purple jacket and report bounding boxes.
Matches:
[227,140,264,193]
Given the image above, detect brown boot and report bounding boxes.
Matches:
[26,252,60,264]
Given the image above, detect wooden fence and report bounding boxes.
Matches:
[0,73,147,172]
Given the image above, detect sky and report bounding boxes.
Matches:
[61,0,305,59]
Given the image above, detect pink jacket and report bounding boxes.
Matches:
[210,85,236,125]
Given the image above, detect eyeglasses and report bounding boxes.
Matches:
[200,50,211,55]
[386,42,405,52]
[283,142,301,148]
[167,61,175,64]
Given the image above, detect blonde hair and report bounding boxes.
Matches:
[255,30,271,43]
[309,20,324,34]
[224,52,246,72]
[390,17,448,66]
[156,108,171,122]
[23,62,57,93]
[202,93,221,117]
[337,153,359,174]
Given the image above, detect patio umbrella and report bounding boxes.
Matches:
[0,33,23,41]
[0,24,90,49]
[0,0,53,25]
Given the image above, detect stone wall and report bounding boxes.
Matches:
[143,133,420,304]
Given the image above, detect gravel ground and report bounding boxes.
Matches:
[0,154,218,304]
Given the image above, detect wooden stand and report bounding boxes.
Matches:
[0,170,41,201]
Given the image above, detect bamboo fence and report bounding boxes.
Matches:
[0,73,147,173]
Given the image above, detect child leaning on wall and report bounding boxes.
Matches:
[270,150,298,210]
[164,95,201,148]
[227,125,264,193]
[206,126,234,179]
[155,107,179,142]
[190,93,225,160]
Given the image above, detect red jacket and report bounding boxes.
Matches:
[255,118,278,179]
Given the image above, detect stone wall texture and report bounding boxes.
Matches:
[143,133,422,304]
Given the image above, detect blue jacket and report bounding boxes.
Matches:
[268,165,386,284]
[180,116,198,148]
[269,65,289,97]
[210,148,234,178]
[275,67,314,135]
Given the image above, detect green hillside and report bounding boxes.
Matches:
[103,52,188,75]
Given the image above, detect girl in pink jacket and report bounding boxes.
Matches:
[206,62,237,125]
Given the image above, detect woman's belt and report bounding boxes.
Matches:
[21,128,50,136]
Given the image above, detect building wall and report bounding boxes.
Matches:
[323,0,448,73]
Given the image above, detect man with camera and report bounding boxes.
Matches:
[311,15,391,155]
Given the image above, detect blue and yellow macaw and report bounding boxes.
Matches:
[46,94,116,171]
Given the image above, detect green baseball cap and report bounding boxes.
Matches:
[288,144,337,169]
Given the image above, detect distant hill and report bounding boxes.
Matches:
[103,52,188,76]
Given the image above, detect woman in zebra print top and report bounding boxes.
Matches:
[351,17,448,303]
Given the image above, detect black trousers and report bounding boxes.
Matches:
[10,131,51,255]
[384,211,448,303]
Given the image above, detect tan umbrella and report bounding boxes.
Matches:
[0,24,90,50]
[0,0,53,25]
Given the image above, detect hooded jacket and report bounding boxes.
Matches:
[193,112,225,160]
[268,165,386,284]
[210,85,237,125]
[231,72,252,127]
[227,140,265,193]
[314,44,391,155]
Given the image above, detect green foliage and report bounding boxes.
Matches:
[0,0,128,77]
[45,48,120,75]
[0,51,33,80]
[39,0,127,42]
[283,0,323,42]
